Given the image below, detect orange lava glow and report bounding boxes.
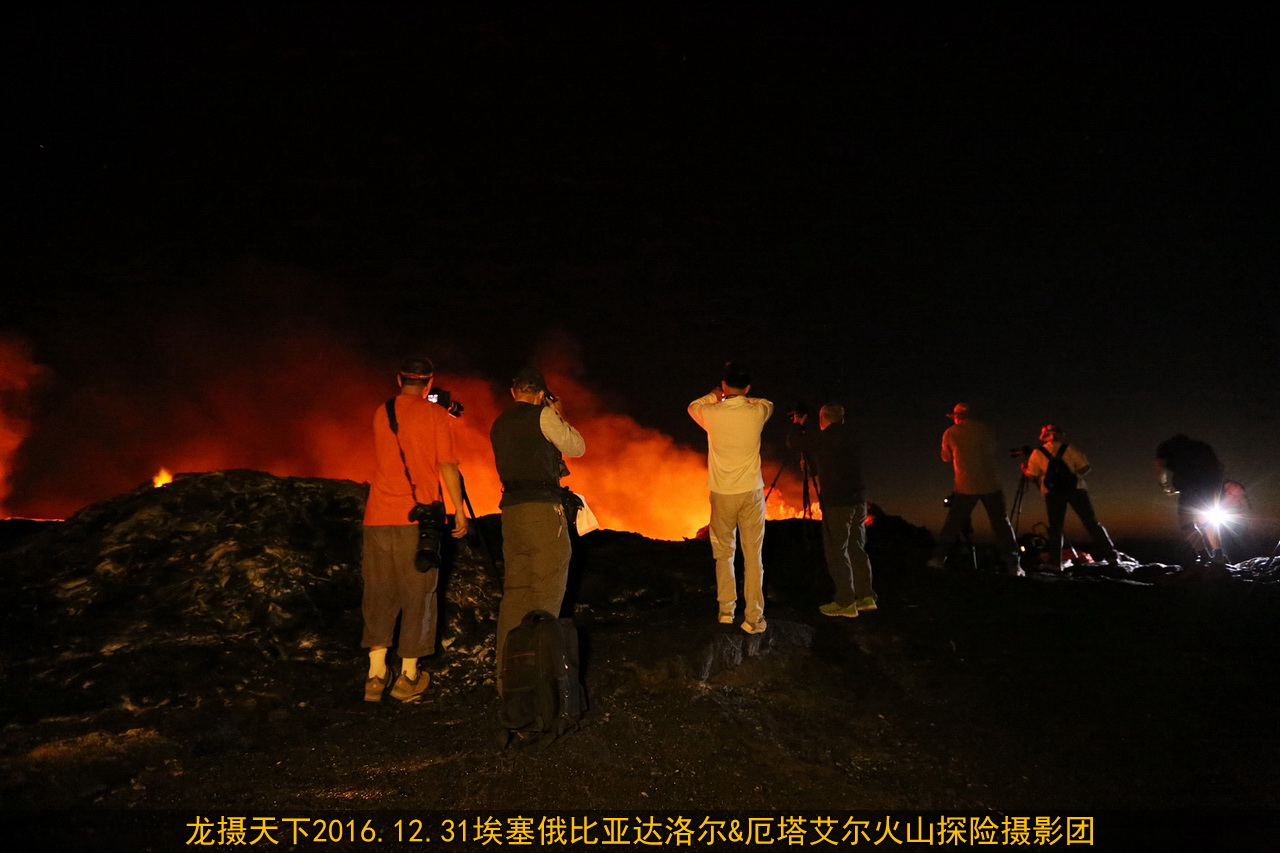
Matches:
[8,338,811,538]
[129,367,814,541]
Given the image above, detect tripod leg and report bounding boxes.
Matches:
[459,476,497,574]
[763,460,787,504]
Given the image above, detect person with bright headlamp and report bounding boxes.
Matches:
[1156,434,1227,560]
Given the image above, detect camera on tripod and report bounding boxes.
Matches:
[408,500,448,572]
[428,388,464,418]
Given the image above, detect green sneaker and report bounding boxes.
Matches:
[854,597,878,612]
[819,601,859,618]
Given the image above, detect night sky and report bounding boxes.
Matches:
[6,6,1279,545]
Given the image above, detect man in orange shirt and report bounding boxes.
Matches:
[361,357,468,703]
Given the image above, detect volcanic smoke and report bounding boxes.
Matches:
[5,332,808,539]
[0,336,48,517]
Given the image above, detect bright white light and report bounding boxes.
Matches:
[1200,505,1237,529]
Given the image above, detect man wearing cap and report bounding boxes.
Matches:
[362,357,469,703]
[688,362,774,634]
[1020,424,1117,571]
[490,366,586,693]
[929,402,1022,575]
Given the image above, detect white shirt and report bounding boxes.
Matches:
[1023,441,1090,495]
[688,392,774,494]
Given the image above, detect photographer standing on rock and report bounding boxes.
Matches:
[929,402,1022,576]
[1020,423,1117,571]
[362,357,469,703]
[490,367,586,694]
[788,403,878,618]
[688,361,774,634]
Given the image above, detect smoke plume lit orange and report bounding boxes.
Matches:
[0,336,48,517]
[6,327,810,538]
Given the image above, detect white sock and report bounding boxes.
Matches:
[368,648,388,680]
[401,658,418,680]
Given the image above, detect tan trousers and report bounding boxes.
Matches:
[709,488,766,624]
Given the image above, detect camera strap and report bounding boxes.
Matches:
[385,397,443,505]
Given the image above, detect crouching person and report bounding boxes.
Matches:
[490,367,586,695]
[361,357,469,702]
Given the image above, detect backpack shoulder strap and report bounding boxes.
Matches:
[385,398,399,434]
[1054,442,1069,460]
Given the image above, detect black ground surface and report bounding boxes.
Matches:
[2,494,1279,851]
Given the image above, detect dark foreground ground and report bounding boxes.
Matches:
[2,478,1279,851]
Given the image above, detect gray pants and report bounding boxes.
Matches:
[934,491,1020,572]
[495,501,571,691]
[822,503,875,605]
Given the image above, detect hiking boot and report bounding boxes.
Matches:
[819,601,859,618]
[390,671,430,703]
[363,673,388,703]
[854,596,878,612]
[741,618,767,635]
[718,603,736,624]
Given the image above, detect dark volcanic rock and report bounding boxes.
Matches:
[3,470,370,649]
[0,470,502,730]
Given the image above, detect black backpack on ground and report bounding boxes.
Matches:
[498,610,586,748]
[1038,443,1078,493]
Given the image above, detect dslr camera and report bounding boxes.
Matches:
[427,388,464,418]
[408,500,448,572]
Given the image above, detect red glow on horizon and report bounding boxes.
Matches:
[13,367,812,541]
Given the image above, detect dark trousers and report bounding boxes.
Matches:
[1044,488,1116,567]
[934,491,1019,573]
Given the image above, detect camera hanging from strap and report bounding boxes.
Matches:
[387,398,448,572]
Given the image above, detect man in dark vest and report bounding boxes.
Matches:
[490,366,586,693]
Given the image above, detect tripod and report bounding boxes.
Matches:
[1009,472,1034,537]
[764,446,821,520]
